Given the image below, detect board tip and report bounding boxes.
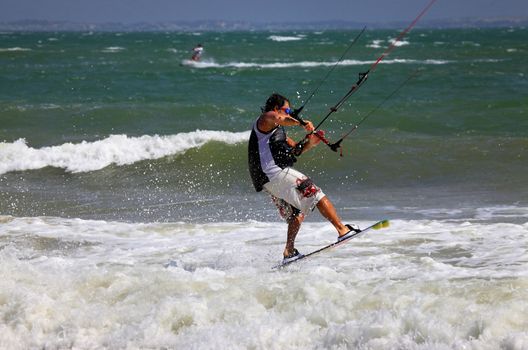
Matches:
[373,220,390,230]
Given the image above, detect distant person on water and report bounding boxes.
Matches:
[191,43,204,61]
[248,93,360,263]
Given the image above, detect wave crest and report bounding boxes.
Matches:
[180,58,450,69]
[0,130,250,175]
[268,35,305,42]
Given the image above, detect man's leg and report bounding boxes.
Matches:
[284,213,304,258]
[316,196,350,236]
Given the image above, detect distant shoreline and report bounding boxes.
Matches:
[1,17,527,32]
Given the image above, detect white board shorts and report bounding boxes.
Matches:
[263,167,325,215]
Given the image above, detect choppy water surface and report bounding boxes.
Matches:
[1,28,528,348]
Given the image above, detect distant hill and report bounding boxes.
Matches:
[0,17,527,32]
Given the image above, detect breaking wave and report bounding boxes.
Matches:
[181,58,451,69]
[0,130,250,174]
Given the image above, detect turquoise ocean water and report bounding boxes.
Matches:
[1,28,528,349]
[1,28,527,222]
[1,29,527,222]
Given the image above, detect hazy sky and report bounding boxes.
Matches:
[1,0,527,23]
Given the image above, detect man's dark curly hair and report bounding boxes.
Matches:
[262,93,289,112]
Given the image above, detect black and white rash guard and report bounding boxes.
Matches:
[248,121,297,192]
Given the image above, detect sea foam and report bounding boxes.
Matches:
[1,216,527,349]
[0,130,250,175]
[268,35,305,42]
[181,58,450,69]
[0,47,32,52]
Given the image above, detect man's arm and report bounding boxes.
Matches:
[259,110,320,155]
[290,132,321,155]
[258,111,306,132]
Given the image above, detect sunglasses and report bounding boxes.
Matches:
[280,107,292,115]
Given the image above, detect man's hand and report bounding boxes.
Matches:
[307,130,325,145]
[301,120,315,133]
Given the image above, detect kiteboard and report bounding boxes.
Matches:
[272,220,389,269]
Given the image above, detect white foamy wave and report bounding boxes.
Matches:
[181,58,450,69]
[1,217,527,349]
[389,39,410,47]
[473,58,503,63]
[374,58,451,65]
[101,46,125,53]
[475,206,528,220]
[367,40,384,48]
[367,39,410,49]
[180,59,220,68]
[0,47,32,52]
[268,35,305,42]
[0,130,250,175]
